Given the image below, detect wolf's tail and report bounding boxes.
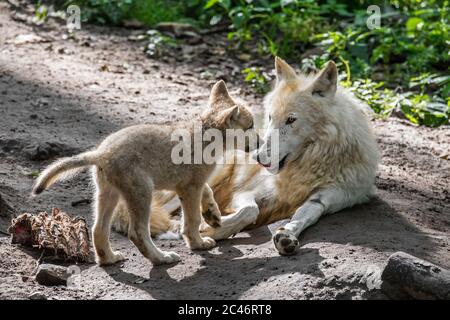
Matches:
[32,150,99,195]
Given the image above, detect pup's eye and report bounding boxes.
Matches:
[285,117,297,125]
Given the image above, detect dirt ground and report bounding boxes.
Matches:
[0,2,449,300]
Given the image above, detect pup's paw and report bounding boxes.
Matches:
[199,225,215,238]
[153,251,181,265]
[273,229,299,256]
[189,236,216,250]
[97,251,125,266]
[202,206,222,228]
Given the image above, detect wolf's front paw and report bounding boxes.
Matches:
[189,236,216,250]
[97,251,125,266]
[153,251,181,265]
[273,229,299,256]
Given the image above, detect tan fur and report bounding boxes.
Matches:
[112,195,174,236]
[32,80,259,266]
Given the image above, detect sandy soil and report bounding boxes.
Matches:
[0,2,449,300]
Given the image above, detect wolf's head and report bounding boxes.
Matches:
[202,80,262,153]
[254,57,338,174]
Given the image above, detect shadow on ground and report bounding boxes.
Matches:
[99,197,439,299]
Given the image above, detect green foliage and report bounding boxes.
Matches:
[205,0,449,126]
[60,0,449,126]
[242,67,270,93]
[35,3,47,20]
[349,79,448,127]
[69,0,188,25]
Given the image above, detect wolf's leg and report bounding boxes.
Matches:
[201,192,259,240]
[92,177,123,266]
[273,188,348,255]
[201,183,221,228]
[177,185,216,250]
[120,175,180,265]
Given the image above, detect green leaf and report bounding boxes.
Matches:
[406,17,424,32]
[204,0,220,9]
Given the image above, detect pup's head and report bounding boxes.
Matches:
[253,57,338,174]
[202,80,262,153]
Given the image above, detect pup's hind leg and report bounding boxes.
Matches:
[177,185,216,250]
[120,174,180,265]
[92,171,123,265]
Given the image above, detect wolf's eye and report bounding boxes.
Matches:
[285,117,297,125]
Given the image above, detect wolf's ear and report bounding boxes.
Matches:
[209,80,234,107]
[218,105,239,127]
[275,56,297,83]
[310,61,338,98]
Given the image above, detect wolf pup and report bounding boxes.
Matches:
[32,80,260,266]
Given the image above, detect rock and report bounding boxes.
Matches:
[381,251,450,300]
[23,141,67,161]
[35,264,69,286]
[29,292,48,300]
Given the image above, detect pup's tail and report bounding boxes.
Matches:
[32,150,99,195]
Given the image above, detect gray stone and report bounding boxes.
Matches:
[29,292,48,300]
[23,141,65,161]
[35,264,69,286]
[381,251,450,300]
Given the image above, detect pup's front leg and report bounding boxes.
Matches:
[201,183,221,228]
[178,185,216,250]
[200,192,259,240]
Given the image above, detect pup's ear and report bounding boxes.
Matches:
[209,80,234,107]
[275,56,297,83]
[218,106,239,127]
[310,61,338,98]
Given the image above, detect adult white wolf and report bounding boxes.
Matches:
[113,57,380,256]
